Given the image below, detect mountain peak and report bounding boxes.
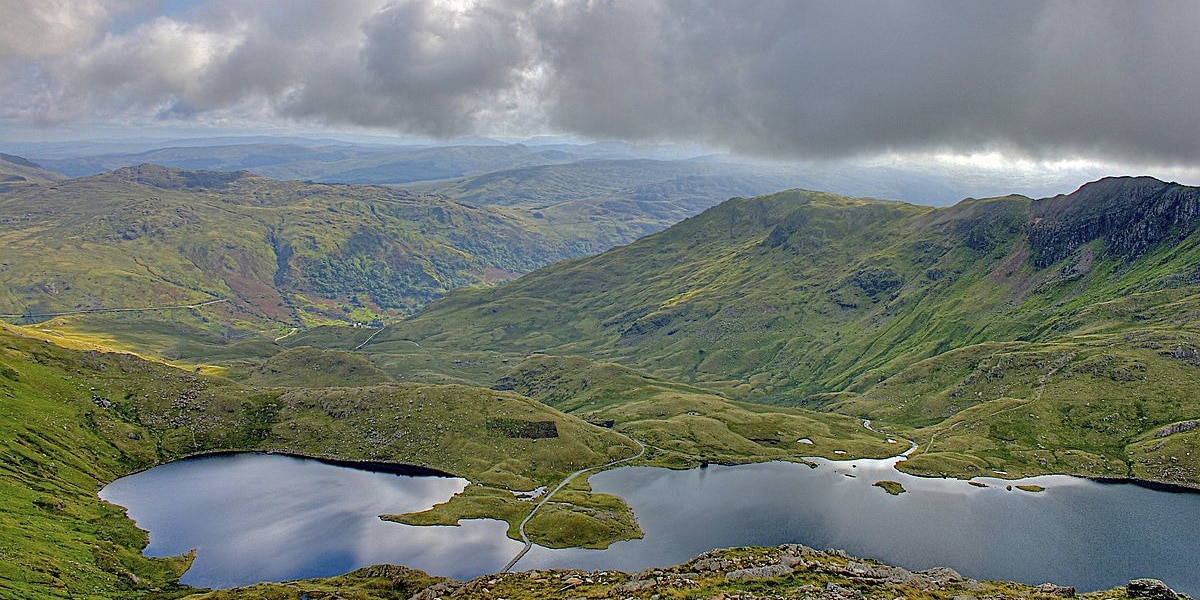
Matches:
[1064,175,1172,198]
[1029,176,1198,267]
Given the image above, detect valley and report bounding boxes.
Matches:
[2,161,1199,598]
[5,3,1199,598]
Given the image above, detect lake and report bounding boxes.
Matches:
[100,452,1200,594]
[98,453,521,588]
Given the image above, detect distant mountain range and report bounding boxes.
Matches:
[8,137,1113,204]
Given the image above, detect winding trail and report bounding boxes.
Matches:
[353,325,387,351]
[863,419,918,459]
[501,435,646,573]
[0,297,228,320]
[273,327,299,343]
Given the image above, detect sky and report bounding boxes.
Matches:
[1,0,1198,180]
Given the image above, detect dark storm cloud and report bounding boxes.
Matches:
[535,0,1200,163]
[2,0,1198,163]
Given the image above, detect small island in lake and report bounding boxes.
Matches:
[872,480,907,495]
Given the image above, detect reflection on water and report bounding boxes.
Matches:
[521,458,1200,596]
[102,452,1200,595]
[99,453,521,588]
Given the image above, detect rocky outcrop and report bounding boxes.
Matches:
[1127,578,1180,600]
[186,542,1192,600]
[725,563,793,580]
[1029,177,1200,268]
[102,163,253,190]
[484,418,559,439]
[1037,582,1077,597]
[1155,420,1200,438]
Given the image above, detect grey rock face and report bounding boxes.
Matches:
[1127,578,1179,600]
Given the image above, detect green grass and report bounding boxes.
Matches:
[223,345,392,387]
[316,179,1200,490]
[831,329,1200,486]
[5,176,1200,597]
[390,475,642,549]
[498,354,899,467]
[369,180,1200,408]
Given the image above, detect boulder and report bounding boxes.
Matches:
[1037,583,1077,597]
[823,582,866,600]
[725,564,793,580]
[1127,579,1178,600]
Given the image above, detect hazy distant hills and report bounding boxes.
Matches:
[13,138,1108,205]
[30,142,571,183]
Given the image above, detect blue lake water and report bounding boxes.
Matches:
[100,452,1200,594]
[98,453,521,588]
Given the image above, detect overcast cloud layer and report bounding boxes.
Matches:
[1,0,1197,165]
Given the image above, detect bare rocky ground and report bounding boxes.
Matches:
[181,544,1191,600]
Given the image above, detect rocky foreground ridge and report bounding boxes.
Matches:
[180,544,1190,600]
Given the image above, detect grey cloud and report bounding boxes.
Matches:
[281,0,540,136]
[2,0,1199,164]
[537,0,1200,163]
[0,0,120,61]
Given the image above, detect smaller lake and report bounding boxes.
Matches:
[98,453,522,588]
[101,452,1200,595]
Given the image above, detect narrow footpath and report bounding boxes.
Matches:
[501,436,646,573]
[0,297,228,320]
[862,419,918,459]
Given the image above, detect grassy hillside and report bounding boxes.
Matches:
[498,355,897,468]
[348,177,1200,488]
[831,326,1200,486]
[0,153,64,191]
[0,164,595,330]
[4,171,1199,595]
[376,178,1200,398]
[0,322,640,599]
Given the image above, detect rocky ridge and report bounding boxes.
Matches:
[180,545,1192,600]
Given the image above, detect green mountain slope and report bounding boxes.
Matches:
[357,177,1200,486]
[378,177,1200,397]
[0,164,593,330]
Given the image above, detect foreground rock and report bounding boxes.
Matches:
[176,545,1191,600]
